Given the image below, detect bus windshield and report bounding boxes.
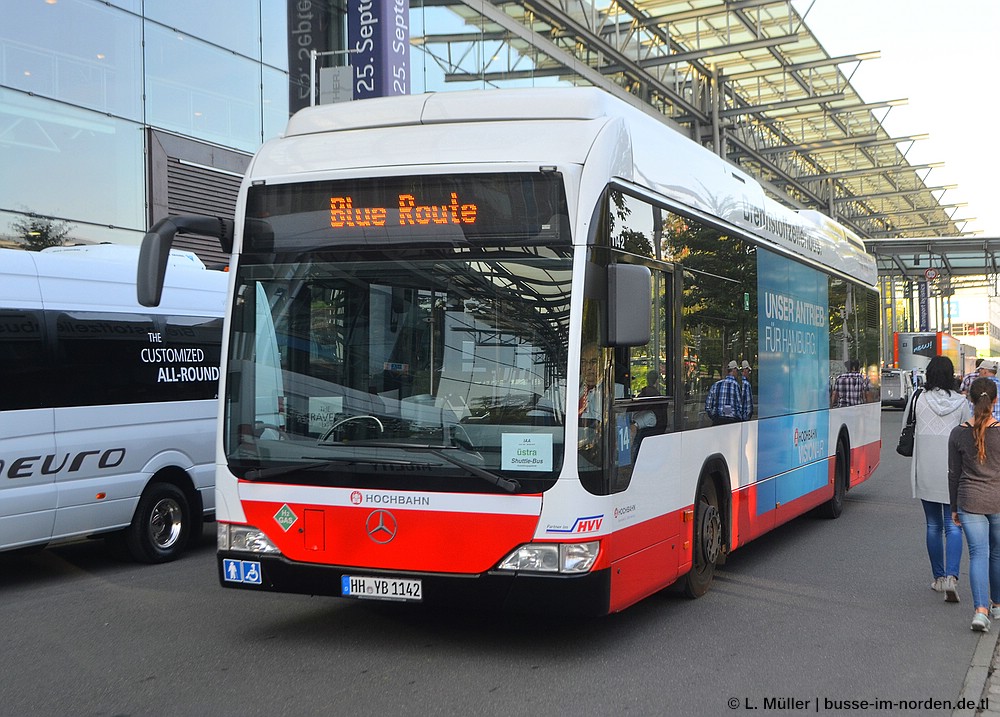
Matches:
[226,177,574,494]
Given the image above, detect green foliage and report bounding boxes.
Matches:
[12,215,73,251]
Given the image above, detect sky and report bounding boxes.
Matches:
[790,0,1000,237]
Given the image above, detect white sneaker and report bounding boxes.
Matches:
[972,612,991,632]
[989,605,1000,620]
[931,577,945,592]
[943,576,960,603]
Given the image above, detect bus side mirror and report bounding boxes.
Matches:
[137,215,234,307]
[607,263,651,347]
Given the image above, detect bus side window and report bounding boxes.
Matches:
[0,310,47,411]
[625,271,672,436]
[609,270,673,493]
[53,311,156,407]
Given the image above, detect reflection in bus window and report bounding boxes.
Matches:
[660,213,757,430]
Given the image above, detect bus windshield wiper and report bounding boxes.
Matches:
[335,441,520,492]
[260,441,521,493]
[242,456,415,481]
[424,448,520,493]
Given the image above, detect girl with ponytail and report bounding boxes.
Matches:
[949,375,1000,632]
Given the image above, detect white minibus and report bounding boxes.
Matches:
[0,244,226,562]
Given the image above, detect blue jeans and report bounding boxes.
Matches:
[922,500,963,579]
[958,509,1000,609]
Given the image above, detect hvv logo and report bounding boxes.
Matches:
[546,515,604,534]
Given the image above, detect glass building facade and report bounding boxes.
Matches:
[0,0,582,253]
[0,0,293,247]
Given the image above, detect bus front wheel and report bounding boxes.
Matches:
[684,479,723,598]
[124,482,191,563]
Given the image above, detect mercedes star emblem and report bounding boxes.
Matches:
[365,509,398,544]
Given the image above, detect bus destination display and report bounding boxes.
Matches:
[329,192,478,228]
[245,173,569,250]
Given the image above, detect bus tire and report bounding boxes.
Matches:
[124,482,190,564]
[684,479,723,599]
[817,439,849,519]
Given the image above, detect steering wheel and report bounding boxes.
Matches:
[318,415,385,443]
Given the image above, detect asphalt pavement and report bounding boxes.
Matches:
[4,408,1000,716]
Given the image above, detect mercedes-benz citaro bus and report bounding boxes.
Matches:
[1,244,226,562]
[137,87,881,614]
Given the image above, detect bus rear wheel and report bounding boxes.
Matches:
[124,483,190,563]
[817,439,849,519]
[684,479,723,598]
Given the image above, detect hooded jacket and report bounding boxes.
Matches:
[907,387,972,503]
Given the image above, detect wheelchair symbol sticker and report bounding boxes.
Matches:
[223,559,262,585]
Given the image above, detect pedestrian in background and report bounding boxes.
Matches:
[961,358,985,395]
[906,356,969,603]
[949,377,1000,632]
[739,360,754,420]
[705,360,744,425]
[976,360,1000,423]
[831,359,872,407]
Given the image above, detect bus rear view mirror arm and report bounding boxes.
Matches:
[137,215,235,307]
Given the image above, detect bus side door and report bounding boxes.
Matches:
[47,309,156,539]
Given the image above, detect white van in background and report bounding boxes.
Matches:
[0,244,227,562]
[881,367,915,409]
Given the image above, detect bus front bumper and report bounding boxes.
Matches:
[217,551,612,616]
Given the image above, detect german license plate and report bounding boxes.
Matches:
[341,575,422,602]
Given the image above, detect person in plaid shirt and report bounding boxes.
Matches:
[705,360,745,424]
[960,358,985,395]
[977,359,1000,421]
[740,360,754,420]
[831,359,872,407]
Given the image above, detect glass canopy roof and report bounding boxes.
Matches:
[410,0,972,241]
[866,237,1000,280]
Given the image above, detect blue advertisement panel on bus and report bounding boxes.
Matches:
[755,249,830,515]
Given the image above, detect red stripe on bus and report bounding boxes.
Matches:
[606,508,688,612]
[850,439,881,488]
[241,502,538,573]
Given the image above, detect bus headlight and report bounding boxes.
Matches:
[561,541,599,572]
[219,523,281,554]
[497,541,599,574]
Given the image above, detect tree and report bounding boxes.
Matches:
[12,214,73,251]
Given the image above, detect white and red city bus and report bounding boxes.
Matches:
[138,87,881,614]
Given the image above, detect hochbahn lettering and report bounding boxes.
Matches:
[362,493,431,506]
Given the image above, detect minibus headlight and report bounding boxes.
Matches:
[220,524,281,554]
[497,541,599,574]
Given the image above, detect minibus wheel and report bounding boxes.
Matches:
[125,482,190,563]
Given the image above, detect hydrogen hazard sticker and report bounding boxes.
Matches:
[274,504,298,531]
